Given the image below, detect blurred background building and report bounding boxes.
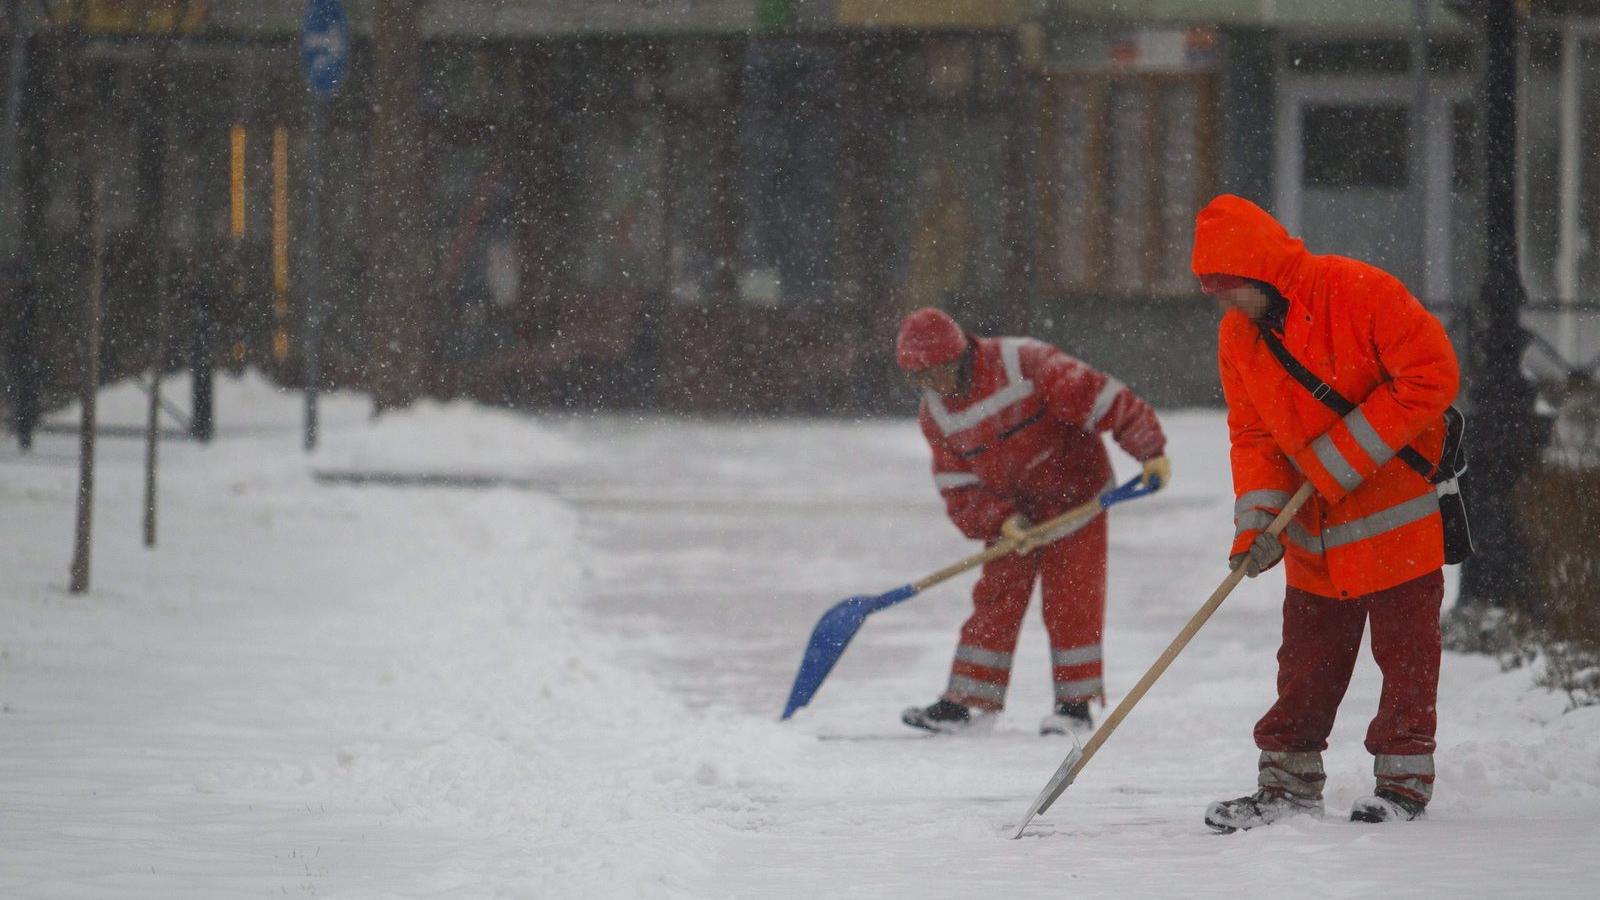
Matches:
[2,0,1598,422]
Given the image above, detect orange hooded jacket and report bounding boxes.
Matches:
[1192,195,1460,599]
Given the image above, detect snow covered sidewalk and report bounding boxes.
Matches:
[2,374,1596,899]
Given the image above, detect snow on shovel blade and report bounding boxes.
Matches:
[781,584,918,719]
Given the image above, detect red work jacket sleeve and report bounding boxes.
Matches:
[1290,276,1461,504]
[1031,343,1167,461]
[921,412,1015,542]
[1222,341,1303,558]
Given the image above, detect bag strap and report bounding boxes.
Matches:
[1256,326,1440,481]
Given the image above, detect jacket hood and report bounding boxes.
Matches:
[1191,194,1309,293]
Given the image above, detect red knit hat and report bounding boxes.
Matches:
[896,308,967,371]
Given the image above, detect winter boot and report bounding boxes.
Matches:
[901,699,993,734]
[1205,750,1326,833]
[1350,789,1426,823]
[1204,789,1323,833]
[1039,700,1094,736]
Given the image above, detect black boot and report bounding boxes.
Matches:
[901,699,991,734]
[1350,789,1426,823]
[1039,700,1094,736]
[1205,789,1324,833]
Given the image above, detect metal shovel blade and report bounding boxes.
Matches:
[1012,743,1084,839]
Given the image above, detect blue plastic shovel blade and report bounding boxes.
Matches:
[780,475,1159,721]
[781,584,918,719]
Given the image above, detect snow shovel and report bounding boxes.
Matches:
[1011,481,1315,838]
[781,475,1162,721]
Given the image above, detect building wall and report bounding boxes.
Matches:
[13,12,1530,429]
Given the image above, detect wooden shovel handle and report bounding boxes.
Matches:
[910,491,1113,593]
[1041,481,1316,809]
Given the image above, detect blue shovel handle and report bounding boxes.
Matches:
[1099,473,1162,508]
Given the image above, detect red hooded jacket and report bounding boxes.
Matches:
[1192,195,1460,598]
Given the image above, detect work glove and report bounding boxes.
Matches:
[1000,513,1046,556]
[1229,530,1284,578]
[1140,455,1172,490]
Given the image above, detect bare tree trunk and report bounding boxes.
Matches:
[144,255,166,548]
[70,166,104,594]
[144,22,179,548]
[367,0,428,411]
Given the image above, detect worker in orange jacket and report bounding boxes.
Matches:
[1191,195,1460,831]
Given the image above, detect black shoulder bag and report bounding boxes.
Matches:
[1257,327,1474,564]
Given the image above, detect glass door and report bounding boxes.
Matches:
[1275,71,1472,304]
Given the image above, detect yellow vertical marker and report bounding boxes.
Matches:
[230,123,246,240]
[272,125,291,363]
[230,122,249,366]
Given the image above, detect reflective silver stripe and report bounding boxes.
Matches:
[933,472,981,490]
[922,343,1037,438]
[1053,677,1102,700]
[1233,509,1276,532]
[1322,493,1438,550]
[1021,449,1053,472]
[954,644,1013,670]
[1235,490,1291,516]
[1260,750,1326,777]
[1084,377,1124,429]
[1236,509,1323,554]
[1282,522,1323,554]
[946,674,1006,704]
[1311,433,1364,492]
[1258,750,1326,801]
[1000,337,1030,382]
[1051,645,1102,667]
[1344,408,1395,468]
[1374,754,1435,778]
[1375,753,1435,800]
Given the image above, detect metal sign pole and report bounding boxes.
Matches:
[304,94,323,451]
[300,0,347,452]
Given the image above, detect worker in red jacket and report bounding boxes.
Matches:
[896,308,1170,735]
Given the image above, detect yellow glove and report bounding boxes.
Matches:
[1140,455,1172,490]
[1000,514,1042,555]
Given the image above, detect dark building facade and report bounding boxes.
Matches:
[14,1,1580,429]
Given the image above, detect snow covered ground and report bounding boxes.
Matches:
[2,373,1596,899]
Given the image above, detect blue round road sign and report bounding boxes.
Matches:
[301,0,349,95]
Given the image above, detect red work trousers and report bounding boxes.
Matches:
[943,513,1107,711]
[1254,569,1444,757]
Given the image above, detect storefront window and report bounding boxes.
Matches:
[1041,74,1217,297]
[431,144,522,363]
[572,111,665,293]
[739,41,840,306]
[666,122,722,306]
[884,110,1005,316]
